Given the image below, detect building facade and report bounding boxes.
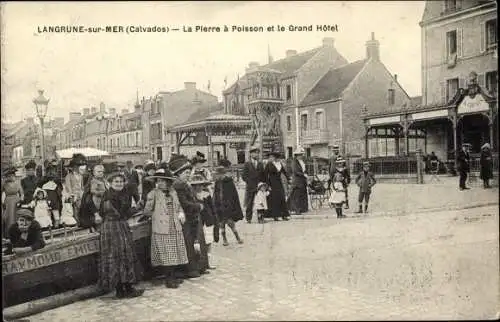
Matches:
[363,0,497,162]
[223,37,348,159]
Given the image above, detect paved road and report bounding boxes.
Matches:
[27,204,499,321]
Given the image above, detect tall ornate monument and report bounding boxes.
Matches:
[246,66,285,159]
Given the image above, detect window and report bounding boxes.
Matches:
[315,110,325,129]
[486,19,497,49]
[300,113,308,131]
[388,88,395,105]
[136,132,139,146]
[286,85,292,101]
[286,115,292,131]
[486,71,498,96]
[277,85,281,98]
[97,138,100,149]
[126,134,130,147]
[287,147,293,159]
[444,0,457,12]
[446,78,459,102]
[446,30,457,57]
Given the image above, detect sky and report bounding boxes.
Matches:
[1,1,426,123]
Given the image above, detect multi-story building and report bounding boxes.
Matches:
[363,0,497,161]
[145,82,218,162]
[83,103,109,151]
[223,37,349,159]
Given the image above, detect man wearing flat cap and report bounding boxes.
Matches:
[242,146,265,223]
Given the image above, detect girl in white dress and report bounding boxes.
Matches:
[328,173,346,218]
[254,182,270,224]
[31,188,53,230]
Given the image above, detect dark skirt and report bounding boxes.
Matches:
[99,219,142,291]
[288,184,308,213]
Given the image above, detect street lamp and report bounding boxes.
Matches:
[33,89,49,176]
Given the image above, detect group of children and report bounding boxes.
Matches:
[328,159,376,218]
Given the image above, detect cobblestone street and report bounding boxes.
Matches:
[26,202,499,321]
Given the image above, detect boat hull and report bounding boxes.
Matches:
[2,221,152,308]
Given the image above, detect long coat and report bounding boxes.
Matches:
[457,149,470,173]
[264,161,289,218]
[213,175,244,222]
[20,175,38,204]
[480,149,493,180]
[241,159,265,214]
[173,179,209,273]
[288,158,308,213]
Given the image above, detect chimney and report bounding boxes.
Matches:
[184,82,196,90]
[366,32,380,61]
[90,107,97,114]
[83,108,90,115]
[122,109,129,115]
[322,37,335,47]
[99,102,106,113]
[286,50,297,57]
[109,108,116,116]
[394,74,398,82]
[69,112,82,121]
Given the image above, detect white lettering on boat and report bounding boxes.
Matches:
[2,239,100,276]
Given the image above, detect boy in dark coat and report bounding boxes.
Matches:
[242,146,265,223]
[457,144,471,190]
[355,161,376,214]
[213,159,244,246]
[20,160,39,205]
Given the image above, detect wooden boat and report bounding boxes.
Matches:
[2,218,152,308]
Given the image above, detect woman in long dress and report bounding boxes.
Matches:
[99,172,144,298]
[480,143,493,189]
[264,152,290,221]
[288,147,309,214]
[2,168,22,237]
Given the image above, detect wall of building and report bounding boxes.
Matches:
[422,7,497,106]
[342,60,410,156]
[425,123,450,160]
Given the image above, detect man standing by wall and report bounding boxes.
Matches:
[242,146,264,223]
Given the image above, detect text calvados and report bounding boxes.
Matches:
[2,239,100,276]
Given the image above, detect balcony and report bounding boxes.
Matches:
[248,94,284,105]
[302,129,330,145]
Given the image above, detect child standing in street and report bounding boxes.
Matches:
[213,159,244,246]
[143,168,188,289]
[31,188,53,230]
[329,173,346,218]
[254,182,270,224]
[355,161,376,214]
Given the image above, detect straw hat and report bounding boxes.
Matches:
[249,145,260,153]
[188,174,211,186]
[168,154,192,175]
[146,168,175,181]
[293,146,305,155]
[257,182,268,190]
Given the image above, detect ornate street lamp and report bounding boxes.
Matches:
[33,90,49,176]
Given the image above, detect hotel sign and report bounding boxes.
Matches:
[212,135,248,143]
[458,95,489,115]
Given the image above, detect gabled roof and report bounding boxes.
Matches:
[300,59,367,106]
[223,47,322,94]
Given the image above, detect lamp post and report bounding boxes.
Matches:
[33,90,49,176]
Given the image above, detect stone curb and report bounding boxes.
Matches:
[3,285,106,320]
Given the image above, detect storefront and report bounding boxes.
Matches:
[363,73,497,163]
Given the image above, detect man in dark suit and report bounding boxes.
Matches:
[457,143,471,190]
[242,146,265,223]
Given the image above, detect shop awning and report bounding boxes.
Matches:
[55,148,111,159]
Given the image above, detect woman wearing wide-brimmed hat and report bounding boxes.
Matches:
[98,172,144,299]
[2,167,22,237]
[169,154,205,278]
[480,143,493,188]
[143,168,188,288]
[264,151,290,221]
[288,146,309,215]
